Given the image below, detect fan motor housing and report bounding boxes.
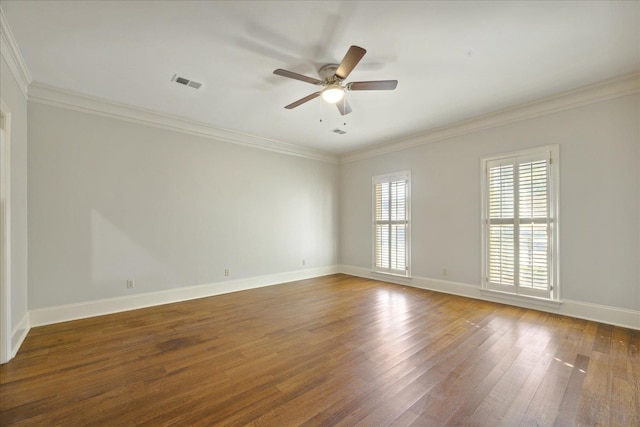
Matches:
[318,64,340,82]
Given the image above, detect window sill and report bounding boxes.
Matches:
[480,288,562,309]
[372,271,412,281]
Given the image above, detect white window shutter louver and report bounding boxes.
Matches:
[483,148,556,300]
[374,174,409,276]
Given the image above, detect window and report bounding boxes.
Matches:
[481,146,559,300]
[373,172,410,276]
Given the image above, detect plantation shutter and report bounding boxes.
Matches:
[486,153,552,296]
[488,163,516,286]
[374,173,409,276]
[518,159,550,290]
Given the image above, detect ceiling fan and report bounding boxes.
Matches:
[273,45,398,116]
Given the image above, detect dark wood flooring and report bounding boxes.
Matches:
[1,274,638,426]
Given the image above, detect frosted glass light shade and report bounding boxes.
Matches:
[322,86,345,103]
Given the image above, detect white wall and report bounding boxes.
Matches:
[18,80,640,329]
[27,102,339,309]
[0,55,29,346]
[341,94,639,312]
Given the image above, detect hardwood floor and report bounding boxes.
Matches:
[1,274,638,426]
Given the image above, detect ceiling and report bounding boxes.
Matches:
[2,1,639,156]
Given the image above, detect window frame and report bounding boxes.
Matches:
[372,171,411,277]
[480,145,560,301]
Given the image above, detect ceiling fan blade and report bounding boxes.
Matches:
[348,80,398,91]
[284,92,321,109]
[336,98,352,116]
[335,45,366,80]
[273,69,322,85]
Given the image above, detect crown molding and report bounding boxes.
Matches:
[5,6,335,163]
[16,70,640,166]
[28,82,339,164]
[341,71,640,163]
[3,0,637,167]
[0,7,31,99]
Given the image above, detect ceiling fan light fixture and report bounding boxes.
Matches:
[274,45,397,115]
[322,85,345,104]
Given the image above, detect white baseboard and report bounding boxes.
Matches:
[21,263,640,339]
[11,311,29,358]
[559,299,640,330]
[30,265,339,327]
[339,265,640,330]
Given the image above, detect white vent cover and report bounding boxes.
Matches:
[172,74,203,89]
[332,128,347,135]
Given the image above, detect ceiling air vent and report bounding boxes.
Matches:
[332,128,347,135]
[172,74,203,89]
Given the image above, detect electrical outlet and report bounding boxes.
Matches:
[302,259,306,266]
[126,279,135,289]
[224,268,230,276]
[442,268,448,276]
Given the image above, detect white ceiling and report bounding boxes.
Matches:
[2,1,639,155]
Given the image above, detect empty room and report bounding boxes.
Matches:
[0,1,638,425]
